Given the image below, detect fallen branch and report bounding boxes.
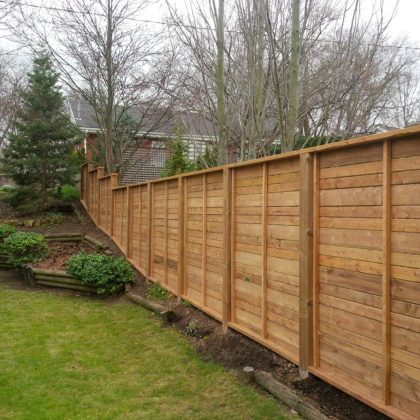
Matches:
[254,371,330,420]
[126,291,176,322]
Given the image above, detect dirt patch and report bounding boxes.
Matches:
[34,241,94,270]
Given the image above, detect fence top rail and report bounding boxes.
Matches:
[112,185,129,191]
[88,166,104,173]
[98,174,113,181]
[85,123,420,188]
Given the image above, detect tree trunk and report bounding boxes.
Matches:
[105,0,115,172]
[216,0,227,164]
[284,0,300,152]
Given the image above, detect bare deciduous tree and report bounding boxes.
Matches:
[12,0,179,176]
[0,55,25,148]
[170,0,417,158]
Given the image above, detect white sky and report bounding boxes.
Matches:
[383,0,420,46]
[1,0,419,60]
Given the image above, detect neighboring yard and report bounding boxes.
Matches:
[0,278,292,419]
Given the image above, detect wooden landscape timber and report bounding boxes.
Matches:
[254,371,330,420]
[20,266,98,292]
[126,291,177,322]
[0,254,13,269]
[80,124,420,420]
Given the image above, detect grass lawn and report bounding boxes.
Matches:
[0,283,292,419]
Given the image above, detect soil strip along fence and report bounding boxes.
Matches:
[81,126,420,420]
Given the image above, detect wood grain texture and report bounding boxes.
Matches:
[299,153,314,377]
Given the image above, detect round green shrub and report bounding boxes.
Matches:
[0,224,17,240]
[1,232,49,266]
[58,184,79,202]
[67,252,133,295]
[0,185,15,192]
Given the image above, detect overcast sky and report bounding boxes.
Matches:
[383,0,420,45]
[1,0,419,60]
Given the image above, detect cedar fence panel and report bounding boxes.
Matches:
[80,126,420,420]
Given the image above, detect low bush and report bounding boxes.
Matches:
[1,232,49,266]
[2,187,75,215]
[57,185,79,202]
[0,185,15,192]
[0,224,17,241]
[185,320,199,337]
[147,282,171,301]
[67,252,133,295]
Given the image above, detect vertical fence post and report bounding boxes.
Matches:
[87,162,95,214]
[110,174,118,238]
[202,174,207,306]
[146,183,153,282]
[382,140,391,404]
[222,168,232,332]
[177,177,185,299]
[126,186,132,258]
[299,152,314,378]
[230,169,236,323]
[164,181,168,286]
[86,164,92,212]
[312,154,320,368]
[81,164,86,204]
[138,185,143,269]
[96,167,104,226]
[262,163,268,339]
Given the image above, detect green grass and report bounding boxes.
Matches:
[0,283,292,419]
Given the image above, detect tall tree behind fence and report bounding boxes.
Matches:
[81,127,420,420]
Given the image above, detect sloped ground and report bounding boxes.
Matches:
[0,202,388,419]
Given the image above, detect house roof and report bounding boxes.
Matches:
[67,98,217,141]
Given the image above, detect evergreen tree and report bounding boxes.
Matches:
[2,53,81,202]
[195,143,219,170]
[161,126,196,177]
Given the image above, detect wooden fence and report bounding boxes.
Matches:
[80,126,420,420]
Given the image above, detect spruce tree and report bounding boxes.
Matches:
[161,126,196,177]
[2,53,81,204]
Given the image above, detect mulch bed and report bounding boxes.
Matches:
[34,241,95,270]
[0,201,389,420]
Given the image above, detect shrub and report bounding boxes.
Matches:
[185,320,199,337]
[1,232,49,266]
[58,185,79,202]
[67,252,133,295]
[0,224,17,241]
[147,282,171,301]
[0,185,15,192]
[2,187,56,214]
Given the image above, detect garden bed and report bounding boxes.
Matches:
[33,240,94,270]
[0,229,113,294]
